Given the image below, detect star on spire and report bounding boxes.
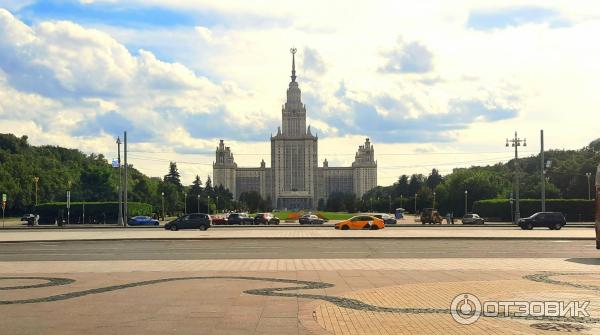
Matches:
[290,47,297,82]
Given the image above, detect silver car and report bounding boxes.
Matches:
[462,213,485,225]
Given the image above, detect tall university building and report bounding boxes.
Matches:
[213,49,377,209]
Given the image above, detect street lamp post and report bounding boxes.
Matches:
[207,195,211,214]
[33,176,39,207]
[464,190,468,215]
[388,195,391,213]
[400,194,403,209]
[216,196,219,213]
[183,192,187,214]
[67,180,72,225]
[161,192,165,221]
[432,192,436,209]
[587,172,592,201]
[197,194,200,213]
[116,137,124,226]
[506,131,526,224]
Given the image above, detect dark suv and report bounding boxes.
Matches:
[518,212,566,230]
[165,213,211,231]
[227,213,255,225]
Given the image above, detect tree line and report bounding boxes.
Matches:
[1,133,597,216]
[0,134,233,216]
[346,138,599,216]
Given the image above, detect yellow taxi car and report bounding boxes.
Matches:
[335,215,385,230]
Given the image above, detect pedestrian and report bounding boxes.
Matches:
[446,213,451,225]
[450,212,455,224]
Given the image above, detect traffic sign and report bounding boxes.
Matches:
[112,159,120,168]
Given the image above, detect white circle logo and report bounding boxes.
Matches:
[450,293,482,325]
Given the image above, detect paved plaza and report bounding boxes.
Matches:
[1,228,600,334]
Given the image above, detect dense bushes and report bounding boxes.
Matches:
[473,199,595,222]
[35,202,153,224]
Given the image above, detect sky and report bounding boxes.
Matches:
[0,0,599,186]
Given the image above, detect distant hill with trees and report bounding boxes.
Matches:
[0,133,232,216]
[328,138,599,215]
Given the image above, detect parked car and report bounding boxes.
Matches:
[254,213,280,225]
[21,214,38,226]
[299,214,325,225]
[335,215,385,230]
[518,212,566,230]
[420,208,443,224]
[127,216,159,226]
[227,213,255,225]
[165,213,211,231]
[211,215,229,225]
[462,213,485,225]
[372,213,397,225]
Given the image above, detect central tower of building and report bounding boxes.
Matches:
[270,48,318,209]
[213,48,377,210]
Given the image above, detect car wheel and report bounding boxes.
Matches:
[363,224,370,230]
[170,225,178,231]
[524,222,533,230]
[341,225,349,230]
[199,225,208,231]
[370,225,379,230]
[552,223,562,230]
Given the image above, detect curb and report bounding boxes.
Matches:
[0,236,595,243]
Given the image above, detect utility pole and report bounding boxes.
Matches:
[116,137,124,226]
[541,130,546,212]
[506,132,526,224]
[587,172,592,201]
[123,131,128,225]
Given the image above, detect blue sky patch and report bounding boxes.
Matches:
[468,6,570,30]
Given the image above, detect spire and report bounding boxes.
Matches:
[290,47,297,82]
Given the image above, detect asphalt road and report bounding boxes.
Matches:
[0,238,598,261]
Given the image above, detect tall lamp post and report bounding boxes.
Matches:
[183,192,187,214]
[197,194,200,213]
[506,132,526,224]
[432,192,436,209]
[464,190,468,215]
[33,176,39,207]
[388,195,392,213]
[116,137,124,226]
[207,195,211,214]
[161,192,165,221]
[587,172,592,201]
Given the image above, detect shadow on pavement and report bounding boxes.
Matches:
[565,258,600,265]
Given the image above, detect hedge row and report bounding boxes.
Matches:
[472,199,595,222]
[35,202,153,224]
